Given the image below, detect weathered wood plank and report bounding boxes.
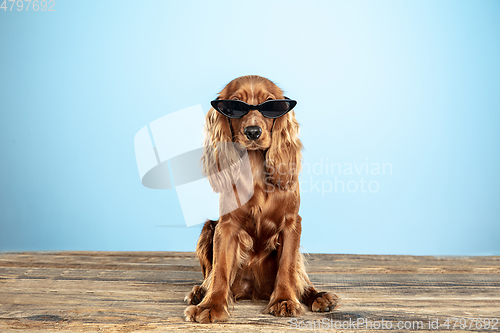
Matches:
[0,252,498,332]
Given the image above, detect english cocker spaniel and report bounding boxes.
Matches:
[184,75,339,323]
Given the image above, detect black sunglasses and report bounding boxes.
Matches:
[211,97,297,119]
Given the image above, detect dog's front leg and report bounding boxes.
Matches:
[184,217,239,323]
[264,214,305,317]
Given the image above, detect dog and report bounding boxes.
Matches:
[184,75,339,323]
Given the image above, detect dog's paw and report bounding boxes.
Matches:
[310,292,340,312]
[184,303,229,323]
[184,285,206,305]
[264,299,304,317]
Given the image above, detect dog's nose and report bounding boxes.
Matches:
[244,126,262,141]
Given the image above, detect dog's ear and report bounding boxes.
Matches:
[201,107,241,193]
[265,111,303,189]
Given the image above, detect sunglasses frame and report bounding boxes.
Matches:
[211,97,297,119]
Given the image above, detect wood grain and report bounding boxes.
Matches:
[0,252,498,332]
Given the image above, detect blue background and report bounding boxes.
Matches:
[1,0,499,255]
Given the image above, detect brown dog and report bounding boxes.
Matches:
[184,75,339,323]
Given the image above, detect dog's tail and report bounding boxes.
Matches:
[196,219,218,279]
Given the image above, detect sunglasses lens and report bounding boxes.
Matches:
[213,99,296,118]
[260,101,292,118]
[215,101,247,118]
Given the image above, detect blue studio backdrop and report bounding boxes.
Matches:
[1,0,499,255]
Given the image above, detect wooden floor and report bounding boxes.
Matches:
[0,252,498,332]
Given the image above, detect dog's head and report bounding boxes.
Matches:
[217,76,284,150]
[203,75,302,191]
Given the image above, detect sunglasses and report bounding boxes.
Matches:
[211,97,297,119]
